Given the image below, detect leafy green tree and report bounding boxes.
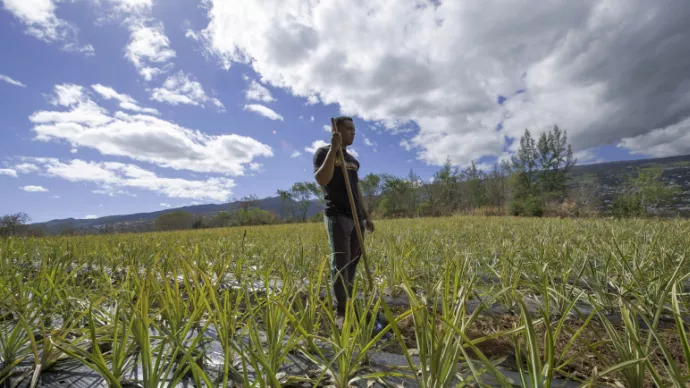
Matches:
[406,169,423,216]
[536,125,576,199]
[359,173,383,217]
[612,167,681,217]
[211,211,232,227]
[611,194,646,218]
[508,125,576,216]
[461,161,486,209]
[306,182,324,206]
[508,129,542,216]
[510,129,539,199]
[192,216,206,229]
[290,182,318,222]
[0,212,30,237]
[276,189,296,221]
[433,158,461,213]
[485,162,509,210]
[239,194,260,210]
[379,174,416,218]
[421,176,445,216]
[233,208,279,226]
[633,167,680,210]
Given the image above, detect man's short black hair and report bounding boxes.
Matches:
[334,116,353,126]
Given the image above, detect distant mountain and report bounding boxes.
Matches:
[32,196,323,235]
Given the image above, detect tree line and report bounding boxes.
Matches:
[1,125,683,236]
[278,125,680,220]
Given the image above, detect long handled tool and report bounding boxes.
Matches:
[330,117,374,295]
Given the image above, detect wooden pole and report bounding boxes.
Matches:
[331,117,374,294]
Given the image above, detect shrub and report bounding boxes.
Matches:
[509,195,543,217]
[611,193,647,218]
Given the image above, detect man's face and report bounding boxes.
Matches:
[338,120,356,146]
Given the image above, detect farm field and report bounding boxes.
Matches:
[1,216,690,387]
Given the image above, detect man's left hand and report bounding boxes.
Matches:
[364,219,375,233]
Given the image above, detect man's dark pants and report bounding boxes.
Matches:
[324,213,365,316]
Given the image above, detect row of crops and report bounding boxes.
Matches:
[1,216,689,387]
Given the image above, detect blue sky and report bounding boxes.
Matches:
[1,0,687,223]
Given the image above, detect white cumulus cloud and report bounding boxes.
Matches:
[21,185,48,192]
[245,79,275,102]
[362,136,377,152]
[93,0,177,82]
[29,84,273,175]
[195,0,690,167]
[49,83,90,107]
[125,19,176,81]
[22,158,237,202]
[150,71,224,110]
[243,104,284,121]
[1,0,94,54]
[92,84,159,115]
[305,140,328,154]
[306,93,319,105]
[15,163,39,173]
[0,169,18,177]
[107,0,152,15]
[618,117,690,158]
[573,149,605,165]
[291,150,301,158]
[160,202,171,208]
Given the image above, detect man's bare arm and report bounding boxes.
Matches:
[315,131,342,186]
[314,146,338,186]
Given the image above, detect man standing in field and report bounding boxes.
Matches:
[313,116,386,334]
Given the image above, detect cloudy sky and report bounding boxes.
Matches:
[1,0,689,223]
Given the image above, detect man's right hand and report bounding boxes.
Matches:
[331,130,342,149]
